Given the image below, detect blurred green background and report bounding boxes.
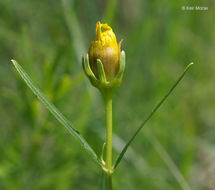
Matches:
[0,0,215,189]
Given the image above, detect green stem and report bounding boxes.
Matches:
[105,173,112,190]
[104,93,113,190]
[105,96,112,171]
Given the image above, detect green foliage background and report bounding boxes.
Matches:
[0,0,215,189]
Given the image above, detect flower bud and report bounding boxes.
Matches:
[82,22,125,92]
[89,21,121,80]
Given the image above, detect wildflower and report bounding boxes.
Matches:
[82,21,125,91]
[88,21,121,80]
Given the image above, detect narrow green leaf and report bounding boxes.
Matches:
[145,130,191,190]
[11,59,100,166]
[114,63,194,169]
[61,0,86,60]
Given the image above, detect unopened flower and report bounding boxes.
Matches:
[82,21,125,91]
[89,21,121,80]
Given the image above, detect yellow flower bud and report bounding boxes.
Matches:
[89,21,121,80]
[82,21,125,92]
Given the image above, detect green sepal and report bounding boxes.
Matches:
[97,59,108,85]
[82,51,126,92]
[82,54,99,88]
[115,51,126,81]
[82,55,96,79]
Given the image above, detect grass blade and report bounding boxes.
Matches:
[61,0,86,61]
[114,63,194,169]
[103,0,117,24]
[146,130,191,190]
[11,59,100,166]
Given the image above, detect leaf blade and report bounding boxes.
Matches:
[113,63,194,169]
[11,59,100,166]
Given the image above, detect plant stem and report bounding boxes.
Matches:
[105,97,112,170]
[105,173,112,190]
[104,94,113,190]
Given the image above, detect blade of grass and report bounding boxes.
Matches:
[61,0,86,62]
[103,0,117,25]
[11,59,100,166]
[61,0,98,103]
[145,130,192,190]
[114,63,194,169]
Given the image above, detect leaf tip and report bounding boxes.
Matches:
[11,59,17,65]
[186,62,194,71]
